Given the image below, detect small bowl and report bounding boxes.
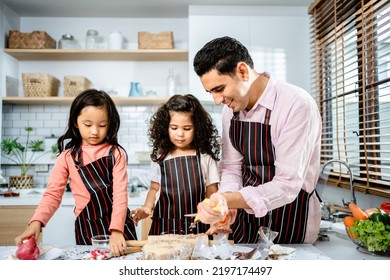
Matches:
[91,235,110,249]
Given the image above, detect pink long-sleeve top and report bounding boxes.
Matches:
[29,142,129,233]
[219,76,322,243]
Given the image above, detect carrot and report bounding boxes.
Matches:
[343,216,355,228]
[348,202,368,221]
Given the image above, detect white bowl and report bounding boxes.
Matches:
[91,235,110,249]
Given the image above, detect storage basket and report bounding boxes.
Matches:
[63,76,92,97]
[9,175,33,189]
[22,73,59,97]
[8,30,56,49]
[138,31,174,49]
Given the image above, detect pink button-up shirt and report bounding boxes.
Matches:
[219,77,322,243]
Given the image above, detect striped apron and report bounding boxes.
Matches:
[149,151,209,235]
[72,146,137,245]
[228,109,313,244]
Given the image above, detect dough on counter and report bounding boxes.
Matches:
[142,234,208,260]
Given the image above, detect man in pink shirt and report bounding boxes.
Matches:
[193,36,322,244]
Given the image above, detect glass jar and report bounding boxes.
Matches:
[86,29,99,50]
[58,33,77,49]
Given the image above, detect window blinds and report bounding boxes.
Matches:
[309,0,390,197]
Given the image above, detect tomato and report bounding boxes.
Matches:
[381,202,390,214]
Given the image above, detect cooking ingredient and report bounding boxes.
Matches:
[15,236,40,260]
[364,207,383,217]
[343,216,355,228]
[194,198,226,224]
[350,219,390,252]
[348,202,368,221]
[369,212,390,226]
[380,202,390,214]
[82,249,111,260]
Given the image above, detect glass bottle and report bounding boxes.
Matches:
[86,29,99,50]
[167,68,176,96]
[58,33,77,49]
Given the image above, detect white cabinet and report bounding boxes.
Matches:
[42,205,76,246]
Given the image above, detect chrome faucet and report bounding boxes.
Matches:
[320,159,356,206]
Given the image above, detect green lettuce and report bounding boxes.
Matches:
[350,219,390,252]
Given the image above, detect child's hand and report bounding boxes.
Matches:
[130,207,152,226]
[15,221,42,246]
[109,230,126,257]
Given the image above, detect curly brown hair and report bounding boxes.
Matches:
[148,94,221,162]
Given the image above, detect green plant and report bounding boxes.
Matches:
[1,127,46,175]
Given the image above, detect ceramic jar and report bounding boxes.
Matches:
[108,31,123,50]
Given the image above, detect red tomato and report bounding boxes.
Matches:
[380,202,390,214]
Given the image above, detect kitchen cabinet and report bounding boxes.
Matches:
[0,205,40,246]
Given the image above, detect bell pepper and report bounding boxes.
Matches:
[369,211,390,226]
[381,202,390,214]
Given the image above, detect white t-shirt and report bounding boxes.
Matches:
[149,152,220,187]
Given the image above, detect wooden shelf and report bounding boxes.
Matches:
[4,48,188,61]
[2,96,169,106]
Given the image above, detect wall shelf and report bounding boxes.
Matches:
[2,96,169,106]
[4,48,188,61]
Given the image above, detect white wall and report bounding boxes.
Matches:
[188,6,311,101]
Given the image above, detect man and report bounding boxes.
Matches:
[193,36,322,244]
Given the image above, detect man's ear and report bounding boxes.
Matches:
[236,62,249,82]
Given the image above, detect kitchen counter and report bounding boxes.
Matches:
[0,189,147,206]
[1,232,388,260]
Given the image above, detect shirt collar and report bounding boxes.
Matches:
[246,76,277,113]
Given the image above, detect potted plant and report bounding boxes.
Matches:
[1,127,47,189]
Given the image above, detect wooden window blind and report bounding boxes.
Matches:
[309,0,390,198]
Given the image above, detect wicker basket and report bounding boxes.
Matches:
[64,76,92,97]
[138,31,174,49]
[22,73,59,97]
[8,30,56,49]
[9,175,33,189]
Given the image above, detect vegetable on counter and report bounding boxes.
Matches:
[369,211,390,226]
[350,219,390,252]
[15,236,40,260]
[348,202,368,221]
[380,202,390,214]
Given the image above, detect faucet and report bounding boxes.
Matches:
[320,159,356,206]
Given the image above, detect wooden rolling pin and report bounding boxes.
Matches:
[124,246,143,255]
[125,240,148,247]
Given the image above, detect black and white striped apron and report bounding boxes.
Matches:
[149,151,209,235]
[228,109,313,244]
[72,146,137,245]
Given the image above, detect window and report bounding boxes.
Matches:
[309,0,390,198]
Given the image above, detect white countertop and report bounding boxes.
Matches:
[0,188,147,206]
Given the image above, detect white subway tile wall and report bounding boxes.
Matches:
[1,102,222,188]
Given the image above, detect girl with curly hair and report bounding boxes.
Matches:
[131,94,221,235]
